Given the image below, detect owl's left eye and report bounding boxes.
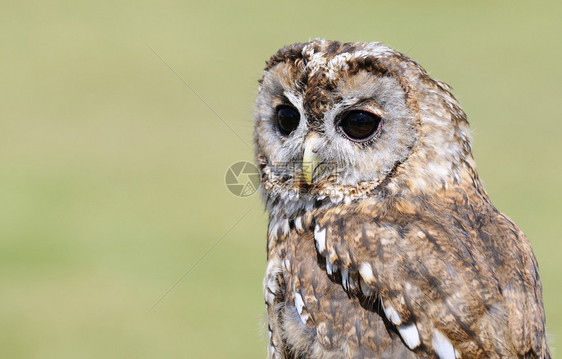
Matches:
[339,110,381,142]
[276,106,300,135]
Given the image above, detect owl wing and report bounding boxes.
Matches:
[310,197,549,358]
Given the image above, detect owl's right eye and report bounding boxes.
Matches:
[276,106,300,135]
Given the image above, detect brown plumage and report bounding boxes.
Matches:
[254,40,549,358]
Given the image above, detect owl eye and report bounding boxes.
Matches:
[276,106,300,135]
[339,110,381,142]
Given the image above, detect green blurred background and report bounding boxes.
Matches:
[1,0,560,357]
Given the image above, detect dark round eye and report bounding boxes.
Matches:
[339,110,381,142]
[276,106,300,135]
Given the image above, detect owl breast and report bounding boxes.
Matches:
[267,228,419,359]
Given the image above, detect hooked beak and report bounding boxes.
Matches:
[302,133,321,185]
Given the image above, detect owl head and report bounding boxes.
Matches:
[254,40,475,218]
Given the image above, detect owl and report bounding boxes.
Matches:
[253,40,549,359]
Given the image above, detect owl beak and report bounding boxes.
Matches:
[302,133,321,185]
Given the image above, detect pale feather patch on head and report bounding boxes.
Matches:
[305,51,327,77]
[325,52,351,80]
[303,43,392,82]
